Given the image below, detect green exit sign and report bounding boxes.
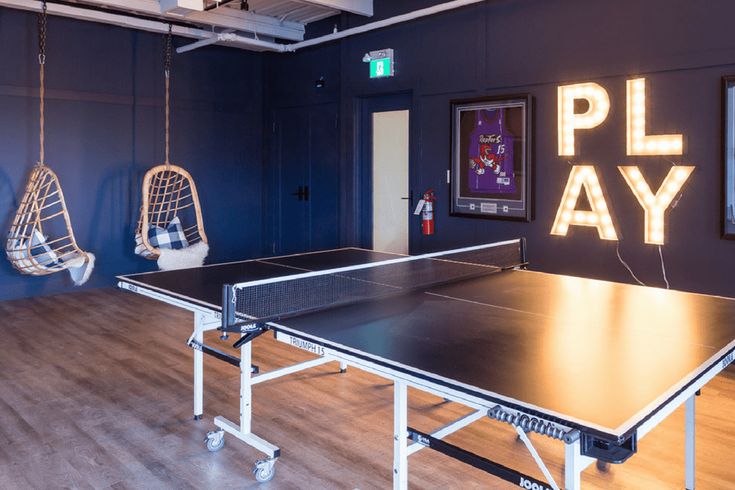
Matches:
[364,49,394,79]
[370,57,392,78]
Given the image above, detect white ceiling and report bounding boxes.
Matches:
[0,0,373,51]
[85,0,372,40]
[1,0,486,54]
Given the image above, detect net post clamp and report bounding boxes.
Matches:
[232,327,269,349]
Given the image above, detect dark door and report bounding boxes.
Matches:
[273,103,339,255]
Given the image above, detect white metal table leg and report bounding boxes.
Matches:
[241,334,253,433]
[210,331,279,478]
[393,380,408,490]
[685,394,696,490]
[564,438,583,490]
[193,313,204,420]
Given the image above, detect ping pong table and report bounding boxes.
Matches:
[117,238,735,489]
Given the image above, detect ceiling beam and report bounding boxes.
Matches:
[288,0,484,51]
[292,0,372,17]
[2,0,485,54]
[0,0,285,51]
[160,0,205,14]
[73,0,305,40]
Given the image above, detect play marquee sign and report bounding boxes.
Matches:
[550,78,694,245]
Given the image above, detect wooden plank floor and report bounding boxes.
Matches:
[1,288,735,489]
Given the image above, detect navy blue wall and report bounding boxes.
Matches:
[262,41,342,254]
[0,7,263,301]
[4,0,735,301]
[268,0,735,297]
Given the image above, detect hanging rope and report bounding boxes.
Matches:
[38,0,47,166]
[164,23,172,166]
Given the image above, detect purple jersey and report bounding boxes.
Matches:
[467,109,516,194]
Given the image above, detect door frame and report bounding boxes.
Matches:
[355,92,415,251]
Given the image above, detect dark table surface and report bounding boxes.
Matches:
[119,248,735,440]
[118,248,397,310]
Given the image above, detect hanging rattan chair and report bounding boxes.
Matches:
[6,164,94,281]
[5,1,95,285]
[135,164,207,259]
[134,25,208,267]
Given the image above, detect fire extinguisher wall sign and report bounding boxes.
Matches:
[413,190,435,235]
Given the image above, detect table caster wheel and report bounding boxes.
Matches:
[596,460,609,472]
[253,458,277,483]
[205,430,225,452]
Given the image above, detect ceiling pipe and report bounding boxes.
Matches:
[203,0,239,12]
[286,0,487,52]
[177,31,234,53]
[0,0,285,51]
[0,0,201,31]
[177,31,285,53]
[2,0,487,54]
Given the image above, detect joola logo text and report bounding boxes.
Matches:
[518,477,551,490]
[415,434,430,447]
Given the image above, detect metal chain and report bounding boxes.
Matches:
[38,0,47,165]
[164,23,172,77]
[164,24,172,165]
[38,0,47,65]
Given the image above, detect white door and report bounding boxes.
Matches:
[372,110,410,254]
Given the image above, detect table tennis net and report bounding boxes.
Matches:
[226,239,524,327]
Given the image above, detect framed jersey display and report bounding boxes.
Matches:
[723,76,735,238]
[450,95,533,221]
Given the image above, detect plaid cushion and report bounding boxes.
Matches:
[7,229,60,268]
[30,229,61,266]
[147,216,189,250]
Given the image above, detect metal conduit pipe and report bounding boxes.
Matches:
[176,31,284,53]
[1,0,488,54]
[286,0,487,52]
[180,0,490,53]
[204,0,239,11]
[0,0,284,52]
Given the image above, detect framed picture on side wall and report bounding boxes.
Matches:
[723,76,735,238]
[450,94,533,221]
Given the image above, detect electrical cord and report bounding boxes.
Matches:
[616,241,671,289]
[658,245,670,289]
[616,158,677,290]
[616,242,646,286]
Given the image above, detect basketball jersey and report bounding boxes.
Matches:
[467,109,516,194]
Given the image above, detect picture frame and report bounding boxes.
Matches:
[722,76,735,238]
[449,94,533,221]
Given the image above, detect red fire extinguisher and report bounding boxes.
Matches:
[420,190,435,236]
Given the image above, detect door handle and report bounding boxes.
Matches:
[290,186,310,201]
[401,190,413,207]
